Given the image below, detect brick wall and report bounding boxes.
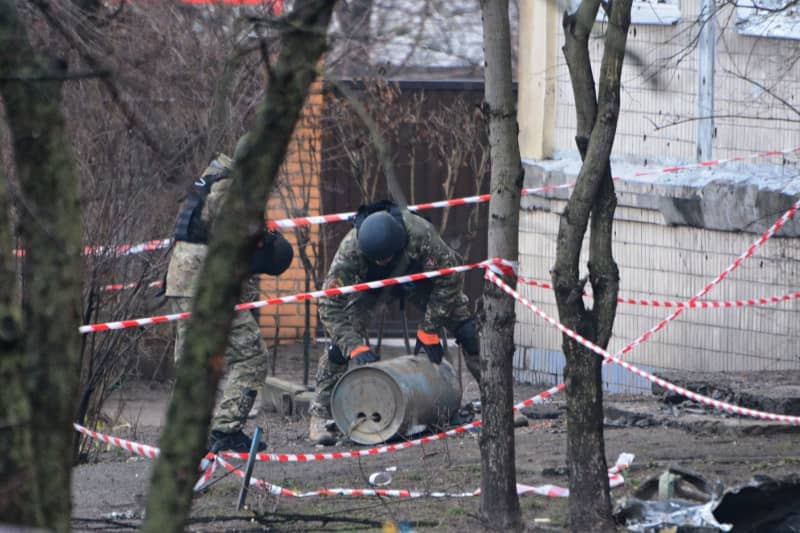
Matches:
[258,78,322,343]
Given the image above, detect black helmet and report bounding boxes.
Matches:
[250,231,294,275]
[357,211,407,262]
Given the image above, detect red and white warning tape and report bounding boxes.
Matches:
[203,452,633,498]
[100,280,164,293]
[73,384,555,469]
[74,423,160,459]
[486,269,800,425]
[74,394,627,499]
[518,275,800,310]
[96,268,800,313]
[72,191,800,472]
[73,422,219,492]
[194,457,217,492]
[486,196,800,423]
[80,189,798,348]
[14,144,799,258]
[13,239,172,259]
[78,259,507,334]
[614,291,800,309]
[628,144,800,178]
[615,196,799,357]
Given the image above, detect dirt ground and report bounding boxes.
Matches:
[71,341,800,532]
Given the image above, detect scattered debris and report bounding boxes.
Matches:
[369,466,397,486]
[615,467,730,531]
[713,474,800,532]
[616,468,800,532]
[653,371,800,417]
[604,406,657,428]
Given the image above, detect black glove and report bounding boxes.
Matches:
[454,318,480,356]
[414,330,444,365]
[327,344,348,365]
[351,346,380,365]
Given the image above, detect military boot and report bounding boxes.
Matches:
[208,429,267,453]
[308,415,339,446]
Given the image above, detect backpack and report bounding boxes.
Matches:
[352,199,406,231]
[173,156,231,244]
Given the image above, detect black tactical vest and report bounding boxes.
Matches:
[173,160,231,244]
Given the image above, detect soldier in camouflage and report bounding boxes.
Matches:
[166,137,293,453]
[308,201,481,446]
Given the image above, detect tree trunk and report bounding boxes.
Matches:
[556,0,631,530]
[478,0,523,530]
[0,1,84,530]
[141,1,336,531]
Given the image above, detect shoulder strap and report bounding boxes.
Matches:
[353,200,402,230]
[173,156,232,243]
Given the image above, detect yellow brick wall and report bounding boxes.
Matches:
[258,77,322,343]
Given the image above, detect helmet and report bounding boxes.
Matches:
[250,231,294,275]
[233,133,252,162]
[357,211,407,262]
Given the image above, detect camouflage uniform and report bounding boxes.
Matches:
[309,209,479,420]
[165,153,268,434]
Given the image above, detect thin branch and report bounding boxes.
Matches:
[29,0,167,159]
[646,113,800,131]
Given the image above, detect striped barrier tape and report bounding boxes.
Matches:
[89,190,798,338]
[100,280,164,293]
[74,392,554,467]
[13,238,172,259]
[18,143,800,257]
[266,181,576,230]
[475,195,800,425]
[95,270,800,313]
[628,145,800,178]
[219,394,559,463]
[211,452,633,499]
[77,258,512,334]
[486,269,800,425]
[10,184,560,259]
[74,423,160,459]
[73,198,800,462]
[194,458,217,492]
[517,275,800,310]
[73,422,216,492]
[615,195,799,357]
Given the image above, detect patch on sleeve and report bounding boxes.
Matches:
[326,278,342,290]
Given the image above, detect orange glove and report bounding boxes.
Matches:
[350,345,379,365]
[414,330,444,364]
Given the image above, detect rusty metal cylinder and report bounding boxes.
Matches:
[330,355,462,445]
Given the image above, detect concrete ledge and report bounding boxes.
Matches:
[522,152,800,237]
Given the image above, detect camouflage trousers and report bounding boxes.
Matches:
[308,352,349,419]
[171,297,268,433]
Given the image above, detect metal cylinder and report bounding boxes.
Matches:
[331,355,462,445]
